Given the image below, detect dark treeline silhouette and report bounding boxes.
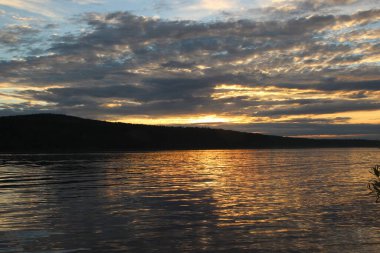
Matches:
[0,114,379,152]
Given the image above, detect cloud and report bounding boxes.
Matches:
[2,10,378,84]
[275,80,380,91]
[0,25,40,46]
[255,101,380,116]
[224,0,378,20]
[217,122,380,139]
[187,0,237,11]
[0,7,379,138]
[70,0,103,5]
[0,0,59,18]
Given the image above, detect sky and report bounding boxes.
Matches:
[0,0,379,139]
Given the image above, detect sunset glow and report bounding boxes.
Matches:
[114,114,253,126]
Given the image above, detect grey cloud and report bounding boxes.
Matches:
[161,61,196,69]
[0,25,40,46]
[21,79,379,118]
[0,102,57,116]
[53,10,363,57]
[256,101,380,116]
[294,0,360,12]
[214,122,380,139]
[275,80,380,91]
[348,91,368,99]
[44,23,59,29]
[279,117,351,124]
[26,85,148,104]
[2,10,377,86]
[328,54,363,64]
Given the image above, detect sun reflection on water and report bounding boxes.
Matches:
[1,149,380,252]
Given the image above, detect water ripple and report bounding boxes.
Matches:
[0,149,379,252]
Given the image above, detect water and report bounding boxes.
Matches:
[0,149,379,253]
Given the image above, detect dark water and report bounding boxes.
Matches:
[0,149,379,253]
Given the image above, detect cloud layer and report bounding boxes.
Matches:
[0,1,379,138]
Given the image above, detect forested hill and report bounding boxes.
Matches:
[0,114,379,152]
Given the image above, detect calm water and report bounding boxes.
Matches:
[0,149,379,253]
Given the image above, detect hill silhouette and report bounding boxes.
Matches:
[0,114,379,152]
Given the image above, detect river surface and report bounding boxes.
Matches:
[0,149,379,252]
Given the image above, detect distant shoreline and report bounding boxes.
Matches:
[1,114,379,153]
[1,146,380,156]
